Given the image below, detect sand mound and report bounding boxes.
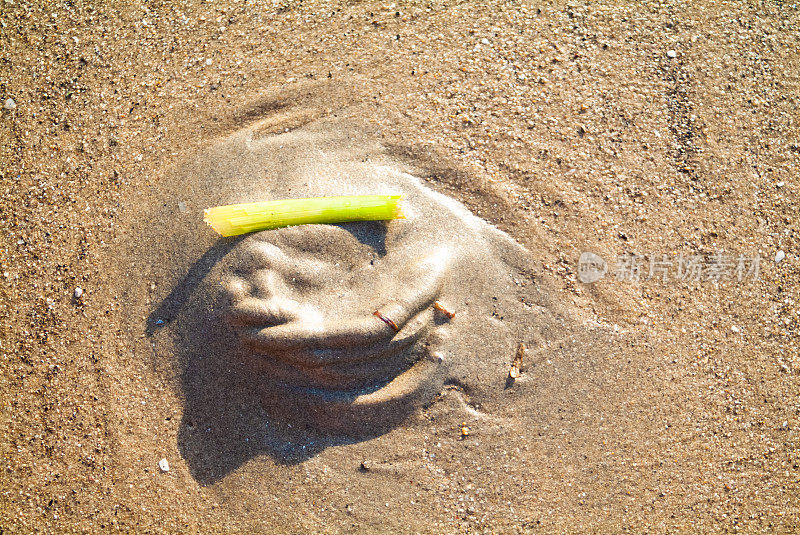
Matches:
[145,109,571,437]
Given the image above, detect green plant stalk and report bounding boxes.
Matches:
[204,194,405,237]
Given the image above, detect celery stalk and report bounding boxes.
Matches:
[203,195,405,237]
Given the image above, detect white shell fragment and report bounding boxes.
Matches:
[158,458,170,472]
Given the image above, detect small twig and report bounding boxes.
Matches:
[433,300,455,319]
[373,310,400,332]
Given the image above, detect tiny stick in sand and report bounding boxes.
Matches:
[373,310,400,332]
[433,301,456,319]
[204,195,406,237]
[509,342,526,379]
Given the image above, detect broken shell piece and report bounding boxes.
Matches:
[509,342,526,379]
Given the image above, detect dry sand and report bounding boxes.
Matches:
[1,1,799,533]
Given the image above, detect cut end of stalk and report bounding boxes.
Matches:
[393,199,407,220]
[203,208,230,236]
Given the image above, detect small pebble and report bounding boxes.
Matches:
[205,58,213,66]
[158,458,170,472]
[775,250,786,263]
[4,98,16,110]
[481,38,490,45]
[73,287,84,299]
[776,181,785,188]
[667,50,677,59]
[731,325,740,333]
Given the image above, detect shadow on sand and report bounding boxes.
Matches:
[146,224,393,485]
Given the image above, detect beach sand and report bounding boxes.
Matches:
[1,1,798,532]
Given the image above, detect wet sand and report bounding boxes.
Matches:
[1,1,798,533]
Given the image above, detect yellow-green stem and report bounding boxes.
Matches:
[203,195,405,237]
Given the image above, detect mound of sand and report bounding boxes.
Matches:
[142,107,577,442]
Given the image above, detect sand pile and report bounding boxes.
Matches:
[140,109,572,440]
